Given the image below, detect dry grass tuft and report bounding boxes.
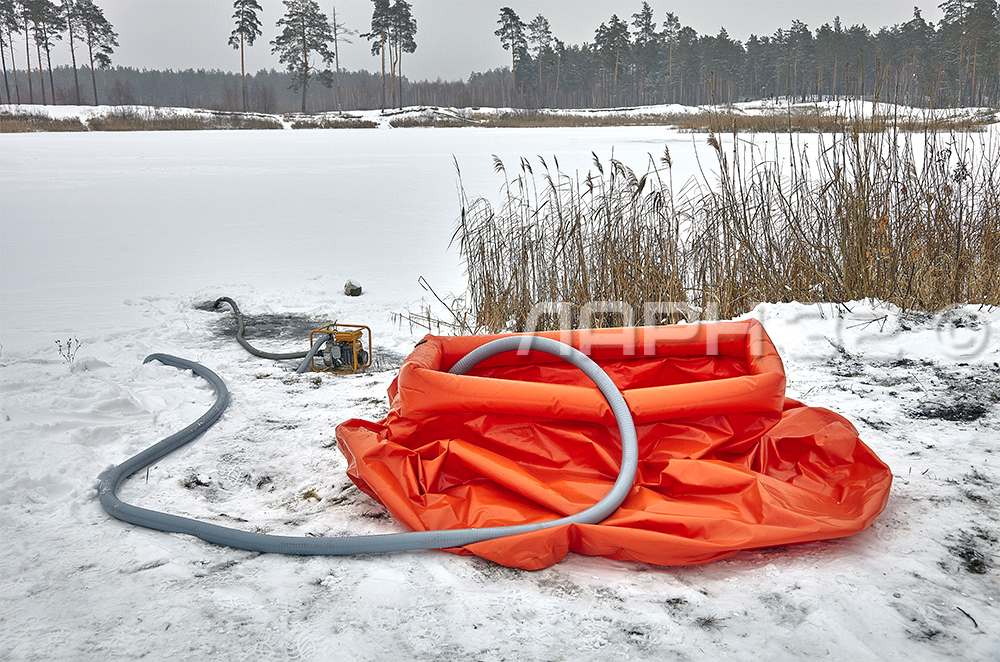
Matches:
[666,107,995,134]
[475,109,667,128]
[390,106,995,132]
[0,107,284,132]
[290,114,378,129]
[0,110,87,133]
[390,117,469,128]
[86,108,215,131]
[213,113,284,130]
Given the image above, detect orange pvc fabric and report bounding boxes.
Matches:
[335,321,892,570]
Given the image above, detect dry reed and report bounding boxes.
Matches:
[454,152,686,332]
[453,112,1000,332]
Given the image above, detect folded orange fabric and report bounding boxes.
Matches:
[336,321,892,569]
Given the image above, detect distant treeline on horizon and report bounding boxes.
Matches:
[3,3,998,113]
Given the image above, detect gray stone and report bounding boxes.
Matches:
[344,279,363,296]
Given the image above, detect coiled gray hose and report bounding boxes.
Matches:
[98,336,638,556]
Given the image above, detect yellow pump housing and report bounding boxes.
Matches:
[309,324,372,374]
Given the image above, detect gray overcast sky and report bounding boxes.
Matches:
[48,1,946,82]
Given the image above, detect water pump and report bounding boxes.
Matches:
[310,324,371,374]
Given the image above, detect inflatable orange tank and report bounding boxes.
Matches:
[336,321,892,570]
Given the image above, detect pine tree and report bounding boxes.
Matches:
[23,0,55,104]
[0,0,20,103]
[20,0,32,103]
[388,0,415,108]
[527,14,552,103]
[631,2,657,104]
[964,0,1000,104]
[660,11,680,102]
[75,0,117,105]
[24,0,61,104]
[362,0,390,110]
[495,7,526,103]
[330,5,356,114]
[62,0,83,104]
[271,0,335,113]
[937,1,973,103]
[674,25,698,104]
[883,8,935,103]
[24,0,43,103]
[595,15,630,105]
[228,0,263,112]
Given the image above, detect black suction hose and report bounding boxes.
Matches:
[99,337,638,556]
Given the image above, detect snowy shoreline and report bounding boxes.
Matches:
[4,98,997,132]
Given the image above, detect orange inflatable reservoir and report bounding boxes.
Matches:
[335,321,892,570]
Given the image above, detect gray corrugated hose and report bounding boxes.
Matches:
[212,296,331,373]
[295,334,332,373]
[214,296,312,361]
[98,336,638,556]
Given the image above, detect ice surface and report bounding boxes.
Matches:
[1,112,998,661]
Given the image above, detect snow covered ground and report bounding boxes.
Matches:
[2,121,999,661]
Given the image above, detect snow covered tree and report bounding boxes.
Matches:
[495,7,526,101]
[228,0,263,111]
[271,0,335,113]
[75,0,117,105]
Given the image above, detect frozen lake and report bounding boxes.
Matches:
[1,126,708,353]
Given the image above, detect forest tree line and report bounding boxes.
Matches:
[3,64,393,112]
[2,0,998,113]
[488,1,1000,109]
